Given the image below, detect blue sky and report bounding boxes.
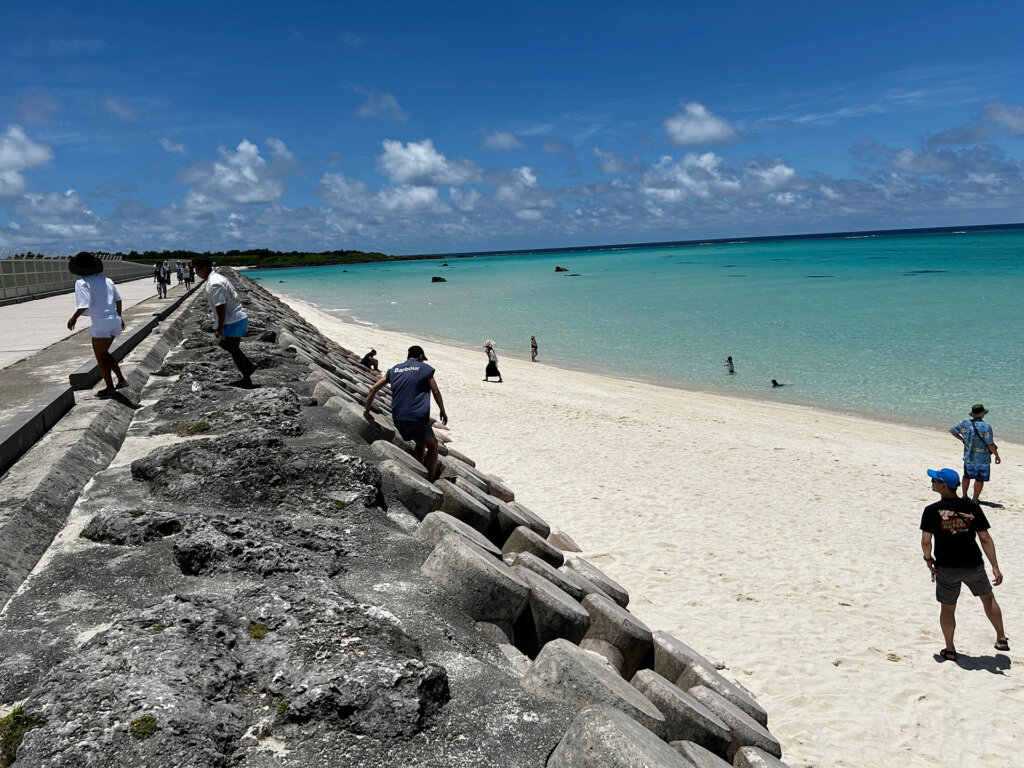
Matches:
[2,0,1024,255]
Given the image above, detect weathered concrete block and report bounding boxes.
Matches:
[327,398,396,444]
[505,551,586,601]
[547,704,691,768]
[439,456,490,492]
[565,557,629,608]
[486,474,516,502]
[443,446,475,466]
[631,669,731,756]
[669,740,732,768]
[686,686,781,761]
[520,639,667,739]
[677,661,768,728]
[653,630,709,685]
[312,378,346,405]
[508,500,551,539]
[415,512,501,558]
[579,593,652,679]
[558,564,613,602]
[379,460,443,519]
[476,622,532,676]
[371,439,428,479]
[451,477,531,547]
[511,566,590,657]
[421,534,530,628]
[733,746,792,768]
[549,530,583,552]
[502,525,565,568]
[438,479,492,532]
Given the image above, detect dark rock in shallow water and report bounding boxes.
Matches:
[431,276,447,282]
[554,266,569,272]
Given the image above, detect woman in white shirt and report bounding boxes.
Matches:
[67,252,127,397]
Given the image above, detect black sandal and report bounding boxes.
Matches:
[995,639,1010,651]
[939,648,957,661]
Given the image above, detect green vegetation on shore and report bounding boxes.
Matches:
[119,248,395,269]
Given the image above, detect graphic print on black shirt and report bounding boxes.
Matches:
[920,497,990,569]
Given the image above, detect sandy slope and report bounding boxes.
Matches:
[279,295,1022,768]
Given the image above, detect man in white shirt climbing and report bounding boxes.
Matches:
[193,257,256,388]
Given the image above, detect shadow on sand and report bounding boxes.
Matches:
[934,651,1011,674]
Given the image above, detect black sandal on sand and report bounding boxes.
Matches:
[939,648,957,661]
[995,639,1010,651]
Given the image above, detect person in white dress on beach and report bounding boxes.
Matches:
[66,252,128,397]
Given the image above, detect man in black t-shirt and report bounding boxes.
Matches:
[920,467,1008,662]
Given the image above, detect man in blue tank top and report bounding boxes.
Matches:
[364,345,448,480]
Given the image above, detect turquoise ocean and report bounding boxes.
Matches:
[252,228,1024,441]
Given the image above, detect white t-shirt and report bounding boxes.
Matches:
[75,274,122,319]
[203,271,247,327]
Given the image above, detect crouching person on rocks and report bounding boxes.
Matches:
[365,345,448,480]
[193,256,257,389]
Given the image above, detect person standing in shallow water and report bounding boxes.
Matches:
[483,340,502,382]
[920,467,1008,662]
[530,335,538,362]
[67,252,128,397]
[949,404,1001,503]
[724,356,735,374]
[192,256,257,388]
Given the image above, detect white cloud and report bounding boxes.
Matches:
[744,159,798,191]
[663,102,739,146]
[378,139,479,186]
[593,147,644,174]
[159,137,188,155]
[642,152,742,200]
[355,90,409,122]
[317,173,374,211]
[105,98,136,121]
[449,188,481,211]
[378,185,448,212]
[0,125,53,196]
[983,101,1024,135]
[180,138,296,210]
[482,129,524,150]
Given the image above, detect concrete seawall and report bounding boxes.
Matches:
[0,270,793,767]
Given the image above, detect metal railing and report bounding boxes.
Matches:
[0,255,154,302]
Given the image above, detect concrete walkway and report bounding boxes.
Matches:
[0,281,192,423]
[0,276,170,370]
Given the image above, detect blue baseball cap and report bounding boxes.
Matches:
[927,468,960,489]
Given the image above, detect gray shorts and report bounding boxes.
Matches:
[935,565,992,604]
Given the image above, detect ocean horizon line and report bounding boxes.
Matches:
[401,220,1024,260]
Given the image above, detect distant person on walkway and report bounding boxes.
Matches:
[724,356,735,374]
[531,335,538,362]
[185,262,195,289]
[154,264,167,298]
[920,467,1008,661]
[67,252,128,397]
[364,345,448,480]
[176,262,184,284]
[360,348,380,373]
[193,257,256,388]
[950,404,1001,503]
[483,340,503,382]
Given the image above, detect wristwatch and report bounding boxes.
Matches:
[923,556,935,563]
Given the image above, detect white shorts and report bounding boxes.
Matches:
[89,316,123,338]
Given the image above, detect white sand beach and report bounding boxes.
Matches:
[280,295,1023,768]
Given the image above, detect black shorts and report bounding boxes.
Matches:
[393,419,434,446]
[935,565,992,604]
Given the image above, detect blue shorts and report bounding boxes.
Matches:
[222,318,248,338]
[963,460,990,482]
[393,419,434,446]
